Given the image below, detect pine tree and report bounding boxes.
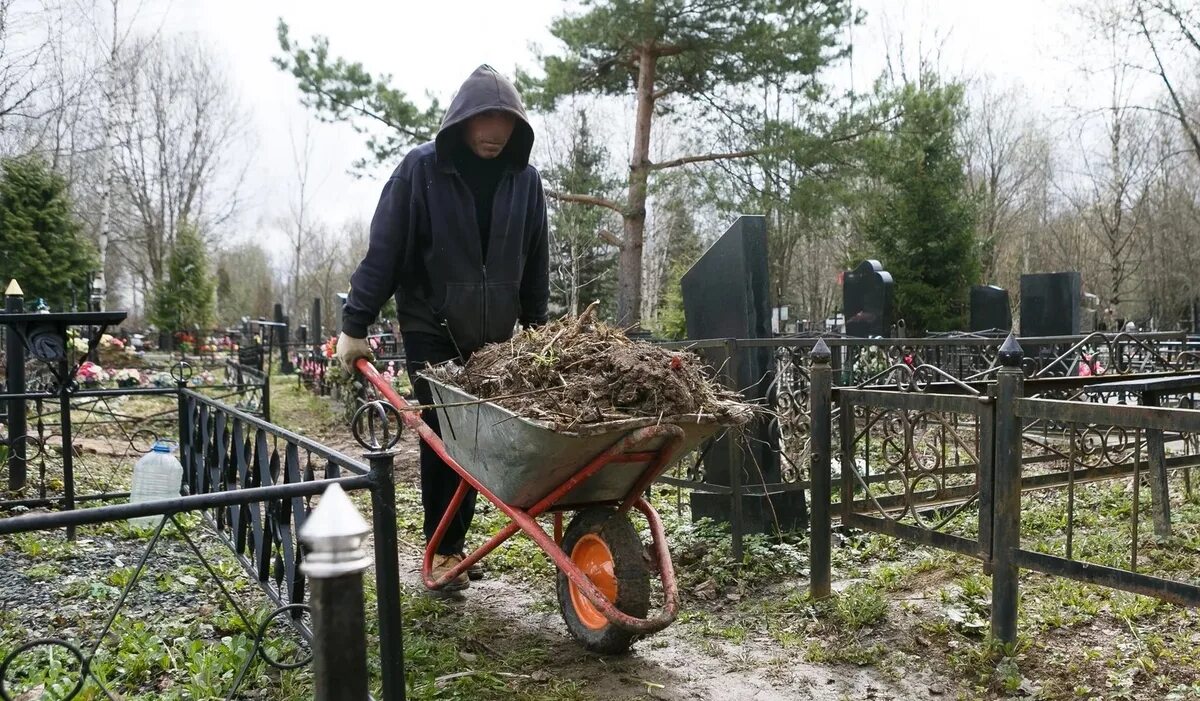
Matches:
[546,112,618,319]
[150,222,215,331]
[651,176,702,339]
[861,73,980,334]
[0,158,96,309]
[275,1,855,328]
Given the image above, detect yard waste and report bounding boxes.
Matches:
[424,304,752,430]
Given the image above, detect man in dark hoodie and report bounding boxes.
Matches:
[336,65,549,591]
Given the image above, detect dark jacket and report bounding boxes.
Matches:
[342,65,549,353]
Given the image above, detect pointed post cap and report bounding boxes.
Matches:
[810,336,832,363]
[998,332,1024,368]
[300,483,372,578]
[5,279,22,296]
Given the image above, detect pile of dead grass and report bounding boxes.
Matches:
[424,305,750,428]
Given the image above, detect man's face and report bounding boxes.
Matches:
[463,110,516,159]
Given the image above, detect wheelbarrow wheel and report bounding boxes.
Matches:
[556,507,650,654]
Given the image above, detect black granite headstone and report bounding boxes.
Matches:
[970,285,1011,332]
[842,260,894,338]
[682,216,771,346]
[311,297,323,355]
[336,292,349,335]
[1020,272,1081,336]
[274,303,294,374]
[680,215,806,532]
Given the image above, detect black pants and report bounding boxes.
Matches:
[403,332,475,555]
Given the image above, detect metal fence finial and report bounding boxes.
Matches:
[300,483,372,578]
[998,332,1024,367]
[810,336,832,363]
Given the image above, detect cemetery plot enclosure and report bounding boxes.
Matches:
[0,389,407,700]
[805,334,1200,644]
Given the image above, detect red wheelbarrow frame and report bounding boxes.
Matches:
[356,359,681,635]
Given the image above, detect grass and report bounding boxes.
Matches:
[0,523,313,699]
[12,370,1200,700]
[832,582,888,629]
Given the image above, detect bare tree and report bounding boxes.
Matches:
[300,216,368,334]
[0,0,50,133]
[279,123,327,316]
[960,79,1048,283]
[1129,0,1200,167]
[108,35,250,292]
[1064,69,1156,317]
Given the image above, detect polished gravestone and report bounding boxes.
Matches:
[1020,272,1081,336]
[970,285,1011,332]
[680,215,806,533]
[843,260,894,338]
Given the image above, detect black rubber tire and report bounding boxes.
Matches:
[556,507,650,654]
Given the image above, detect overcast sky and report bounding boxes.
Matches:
[120,0,1134,260]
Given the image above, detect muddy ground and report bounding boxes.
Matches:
[2,379,1200,700]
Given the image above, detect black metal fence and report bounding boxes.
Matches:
[0,387,407,699]
[804,334,1200,643]
[655,331,1191,557]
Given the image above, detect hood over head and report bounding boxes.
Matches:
[436,65,534,171]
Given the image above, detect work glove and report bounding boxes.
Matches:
[335,332,373,372]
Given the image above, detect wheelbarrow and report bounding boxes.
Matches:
[355,358,733,653]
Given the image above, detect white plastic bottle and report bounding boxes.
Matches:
[128,442,183,528]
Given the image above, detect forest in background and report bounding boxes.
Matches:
[0,0,1198,338]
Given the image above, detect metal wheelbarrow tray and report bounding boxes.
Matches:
[356,359,745,653]
[424,375,727,509]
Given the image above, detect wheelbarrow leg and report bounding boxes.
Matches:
[424,479,527,590]
[632,497,679,613]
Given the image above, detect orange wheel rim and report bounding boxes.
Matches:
[569,533,618,630]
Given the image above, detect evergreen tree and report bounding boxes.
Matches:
[0,158,96,309]
[546,112,618,318]
[861,73,979,334]
[150,222,215,331]
[651,176,702,339]
[275,1,855,328]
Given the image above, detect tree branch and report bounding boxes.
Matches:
[299,74,432,143]
[1135,4,1200,166]
[597,228,623,247]
[546,189,625,215]
[648,148,770,171]
[647,116,896,172]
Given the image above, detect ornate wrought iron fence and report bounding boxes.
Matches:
[0,390,407,700]
[654,332,1187,557]
[807,334,1200,643]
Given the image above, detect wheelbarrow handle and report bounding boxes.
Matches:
[355,358,423,429]
[355,358,465,482]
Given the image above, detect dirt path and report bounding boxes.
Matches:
[391,542,947,700]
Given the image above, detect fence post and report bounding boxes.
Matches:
[723,338,744,561]
[808,337,833,599]
[261,369,272,423]
[368,450,407,700]
[5,279,26,491]
[991,333,1024,644]
[177,376,192,492]
[311,297,323,357]
[300,483,373,701]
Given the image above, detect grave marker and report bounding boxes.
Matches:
[842,260,894,338]
[970,285,1011,332]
